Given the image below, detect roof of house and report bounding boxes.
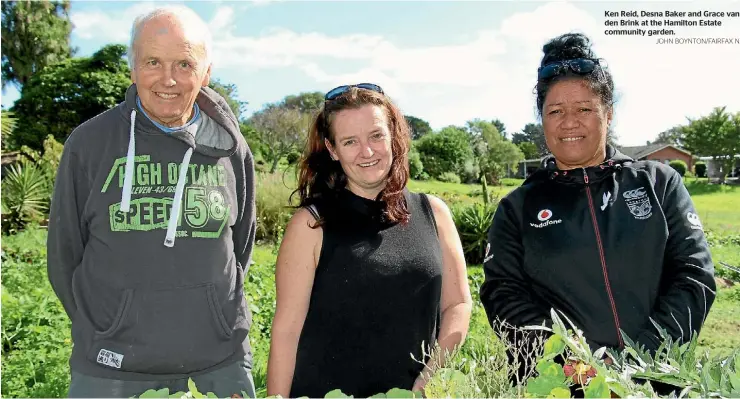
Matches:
[617,144,691,159]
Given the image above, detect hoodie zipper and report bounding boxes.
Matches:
[583,168,624,348]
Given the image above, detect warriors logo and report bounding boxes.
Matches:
[622,187,652,220]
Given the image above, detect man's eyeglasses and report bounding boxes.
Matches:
[537,58,604,80]
[324,83,384,101]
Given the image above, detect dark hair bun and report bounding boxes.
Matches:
[541,33,595,66]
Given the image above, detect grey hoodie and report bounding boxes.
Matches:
[47,84,256,380]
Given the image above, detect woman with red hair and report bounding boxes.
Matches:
[266,84,472,398]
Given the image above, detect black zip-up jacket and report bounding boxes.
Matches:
[480,146,716,352]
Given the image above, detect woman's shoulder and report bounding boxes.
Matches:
[413,192,450,214]
[408,191,454,231]
[285,206,323,235]
[618,160,682,188]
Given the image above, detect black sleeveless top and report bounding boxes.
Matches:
[290,188,444,398]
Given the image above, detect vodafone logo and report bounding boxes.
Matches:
[537,209,553,221]
[531,208,562,229]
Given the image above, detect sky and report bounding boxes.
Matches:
[2,0,740,146]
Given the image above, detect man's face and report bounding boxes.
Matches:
[130,16,211,128]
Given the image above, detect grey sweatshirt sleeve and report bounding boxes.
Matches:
[47,144,91,320]
[636,169,716,352]
[233,148,257,271]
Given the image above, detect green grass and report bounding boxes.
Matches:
[407,179,522,205]
[713,245,740,269]
[697,285,740,357]
[686,180,740,233]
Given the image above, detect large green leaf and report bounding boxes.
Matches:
[187,378,204,398]
[542,335,566,360]
[548,387,571,398]
[527,360,569,397]
[139,388,170,398]
[385,388,417,398]
[584,375,609,398]
[324,389,352,398]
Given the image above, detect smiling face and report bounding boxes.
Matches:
[130,15,211,127]
[542,79,612,170]
[325,104,394,200]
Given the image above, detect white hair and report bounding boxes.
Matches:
[128,5,213,70]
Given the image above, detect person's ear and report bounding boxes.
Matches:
[325,138,338,161]
[201,63,212,87]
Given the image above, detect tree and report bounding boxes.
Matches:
[416,126,473,179]
[405,115,433,140]
[465,119,496,182]
[681,107,740,183]
[465,119,523,183]
[1,0,75,91]
[208,79,247,121]
[486,139,523,183]
[282,91,324,115]
[518,142,539,160]
[248,104,312,173]
[653,126,684,146]
[9,44,131,151]
[511,132,528,145]
[491,119,507,140]
[512,123,548,156]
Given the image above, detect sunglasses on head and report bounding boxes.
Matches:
[324,83,384,101]
[537,58,603,80]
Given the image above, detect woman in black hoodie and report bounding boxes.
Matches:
[479,32,716,393]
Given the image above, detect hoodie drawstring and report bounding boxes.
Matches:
[164,147,193,247]
[121,110,137,212]
[121,109,193,248]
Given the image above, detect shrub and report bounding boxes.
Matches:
[716,263,740,285]
[437,172,461,184]
[669,160,688,177]
[255,172,295,243]
[460,159,480,184]
[243,248,278,396]
[452,201,497,265]
[1,228,72,398]
[483,162,507,185]
[695,161,707,178]
[286,149,302,165]
[408,146,425,179]
[416,127,474,178]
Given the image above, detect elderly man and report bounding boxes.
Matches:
[47,5,256,398]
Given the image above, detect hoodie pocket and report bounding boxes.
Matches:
[86,283,235,374]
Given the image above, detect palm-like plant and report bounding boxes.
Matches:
[1,160,50,234]
[2,110,18,149]
[452,202,496,265]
